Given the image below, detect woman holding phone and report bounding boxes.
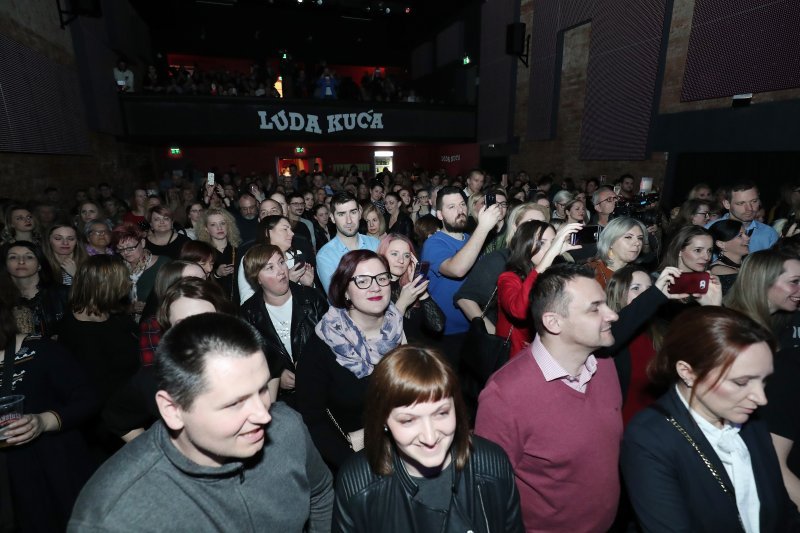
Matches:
[377,234,443,343]
[196,208,241,301]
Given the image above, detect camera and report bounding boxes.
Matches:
[611,193,661,226]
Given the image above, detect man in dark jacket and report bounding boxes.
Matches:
[68,313,333,532]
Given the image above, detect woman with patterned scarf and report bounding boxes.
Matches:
[296,250,406,472]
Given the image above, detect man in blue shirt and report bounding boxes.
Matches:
[316,192,380,295]
[422,186,502,338]
[707,181,777,252]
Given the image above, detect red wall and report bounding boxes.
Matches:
[166,142,478,177]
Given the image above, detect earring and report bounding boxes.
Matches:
[383,425,388,433]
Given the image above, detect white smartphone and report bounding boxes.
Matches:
[207,172,215,186]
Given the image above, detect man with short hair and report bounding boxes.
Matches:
[618,173,636,201]
[271,192,290,217]
[68,313,333,532]
[287,191,316,249]
[463,169,485,197]
[369,180,386,214]
[234,193,259,242]
[421,186,502,345]
[475,264,621,533]
[591,186,618,229]
[707,181,777,252]
[316,192,380,294]
[259,198,283,219]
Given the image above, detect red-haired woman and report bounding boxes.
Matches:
[296,250,405,471]
[333,345,523,532]
[377,233,443,343]
[622,307,799,531]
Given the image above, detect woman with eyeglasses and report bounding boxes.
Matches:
[551,190,574,222]
[111,224,170,317]
[183,202,205,240]
[410,188,432,222]
[84,219,114,256]
[296,250,406,471]
[708,219,750,295]
[144,206,189,260]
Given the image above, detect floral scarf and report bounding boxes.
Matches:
[315,303,404,379]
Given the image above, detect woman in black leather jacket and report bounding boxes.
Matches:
[333,345,523,533]
[240,244,328,407]
[377,233,444,343]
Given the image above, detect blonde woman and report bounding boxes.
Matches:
[196,207,242,301]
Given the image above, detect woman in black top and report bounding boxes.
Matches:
[708,219,750,295]
[384,193,413,239]
[296,250,405,471]
[377,233,443,343]
[333,345,523,533]
[144,206,189,260]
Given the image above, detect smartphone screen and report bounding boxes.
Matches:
[569,225,599,246]
[414,261,430,284]
[668,271,710,294]
[485,193,496,207]
[207,172,215,186]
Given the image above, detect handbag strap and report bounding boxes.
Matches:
[326,408,353,450]
[480,287,498,319]
[1,338,16,397]
[650,404,744,530]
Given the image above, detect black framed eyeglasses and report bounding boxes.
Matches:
[694,212,711,218]
[350,272,391,289]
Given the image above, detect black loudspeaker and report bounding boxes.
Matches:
[506,23,526,55]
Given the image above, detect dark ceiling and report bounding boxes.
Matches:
[130,0,481,67]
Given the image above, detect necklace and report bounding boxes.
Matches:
[716,255,741,269]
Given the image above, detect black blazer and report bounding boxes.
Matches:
[621,387,800,532]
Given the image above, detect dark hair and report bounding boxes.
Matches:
[180,240,215,264]
[530,263,595,332]
[287,191,304,203]
[1,241,53,287]
[328,250,389,308]
[330,191,357,211]
[507,221,551,280]
[242,244,284,292]
[659,225,712,270]
[605,265,650,313]
[708,219,743,254]
[413,214,441,247]
[255,215,291,246]
[369,179,384,190]
[670,199,712,231]
[649,306,775,405]
[153,260,201,301]
[312,203,328,217]
[435,186,465,211]
[155,313,262,409]
[364,345,471,476]
[725,181,758,201]
[156,277,233,330]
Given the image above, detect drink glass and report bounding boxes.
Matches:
[0,395,24,447]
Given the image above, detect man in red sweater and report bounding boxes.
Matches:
[475,264,623,533]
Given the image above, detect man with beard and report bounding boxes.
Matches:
[316,192,380,294]
[421,186,502,352]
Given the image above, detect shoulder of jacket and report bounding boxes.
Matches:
[469,436,515,480]
[335,453,384,499]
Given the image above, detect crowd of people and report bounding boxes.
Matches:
[2,165,800,532]
[119,57,426,103]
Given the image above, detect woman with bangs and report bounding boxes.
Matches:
[296,250,405,471]
[621,307,799,531]
[333,345,523,533]
[377,233,444,343]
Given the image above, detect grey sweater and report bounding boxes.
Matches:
[68,402,333,532]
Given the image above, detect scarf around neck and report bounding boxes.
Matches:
[315,303,404,379]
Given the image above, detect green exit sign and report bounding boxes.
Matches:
[169,147,181,155]
[295,147,305,154]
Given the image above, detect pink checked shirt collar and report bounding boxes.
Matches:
[530,335,598,393]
